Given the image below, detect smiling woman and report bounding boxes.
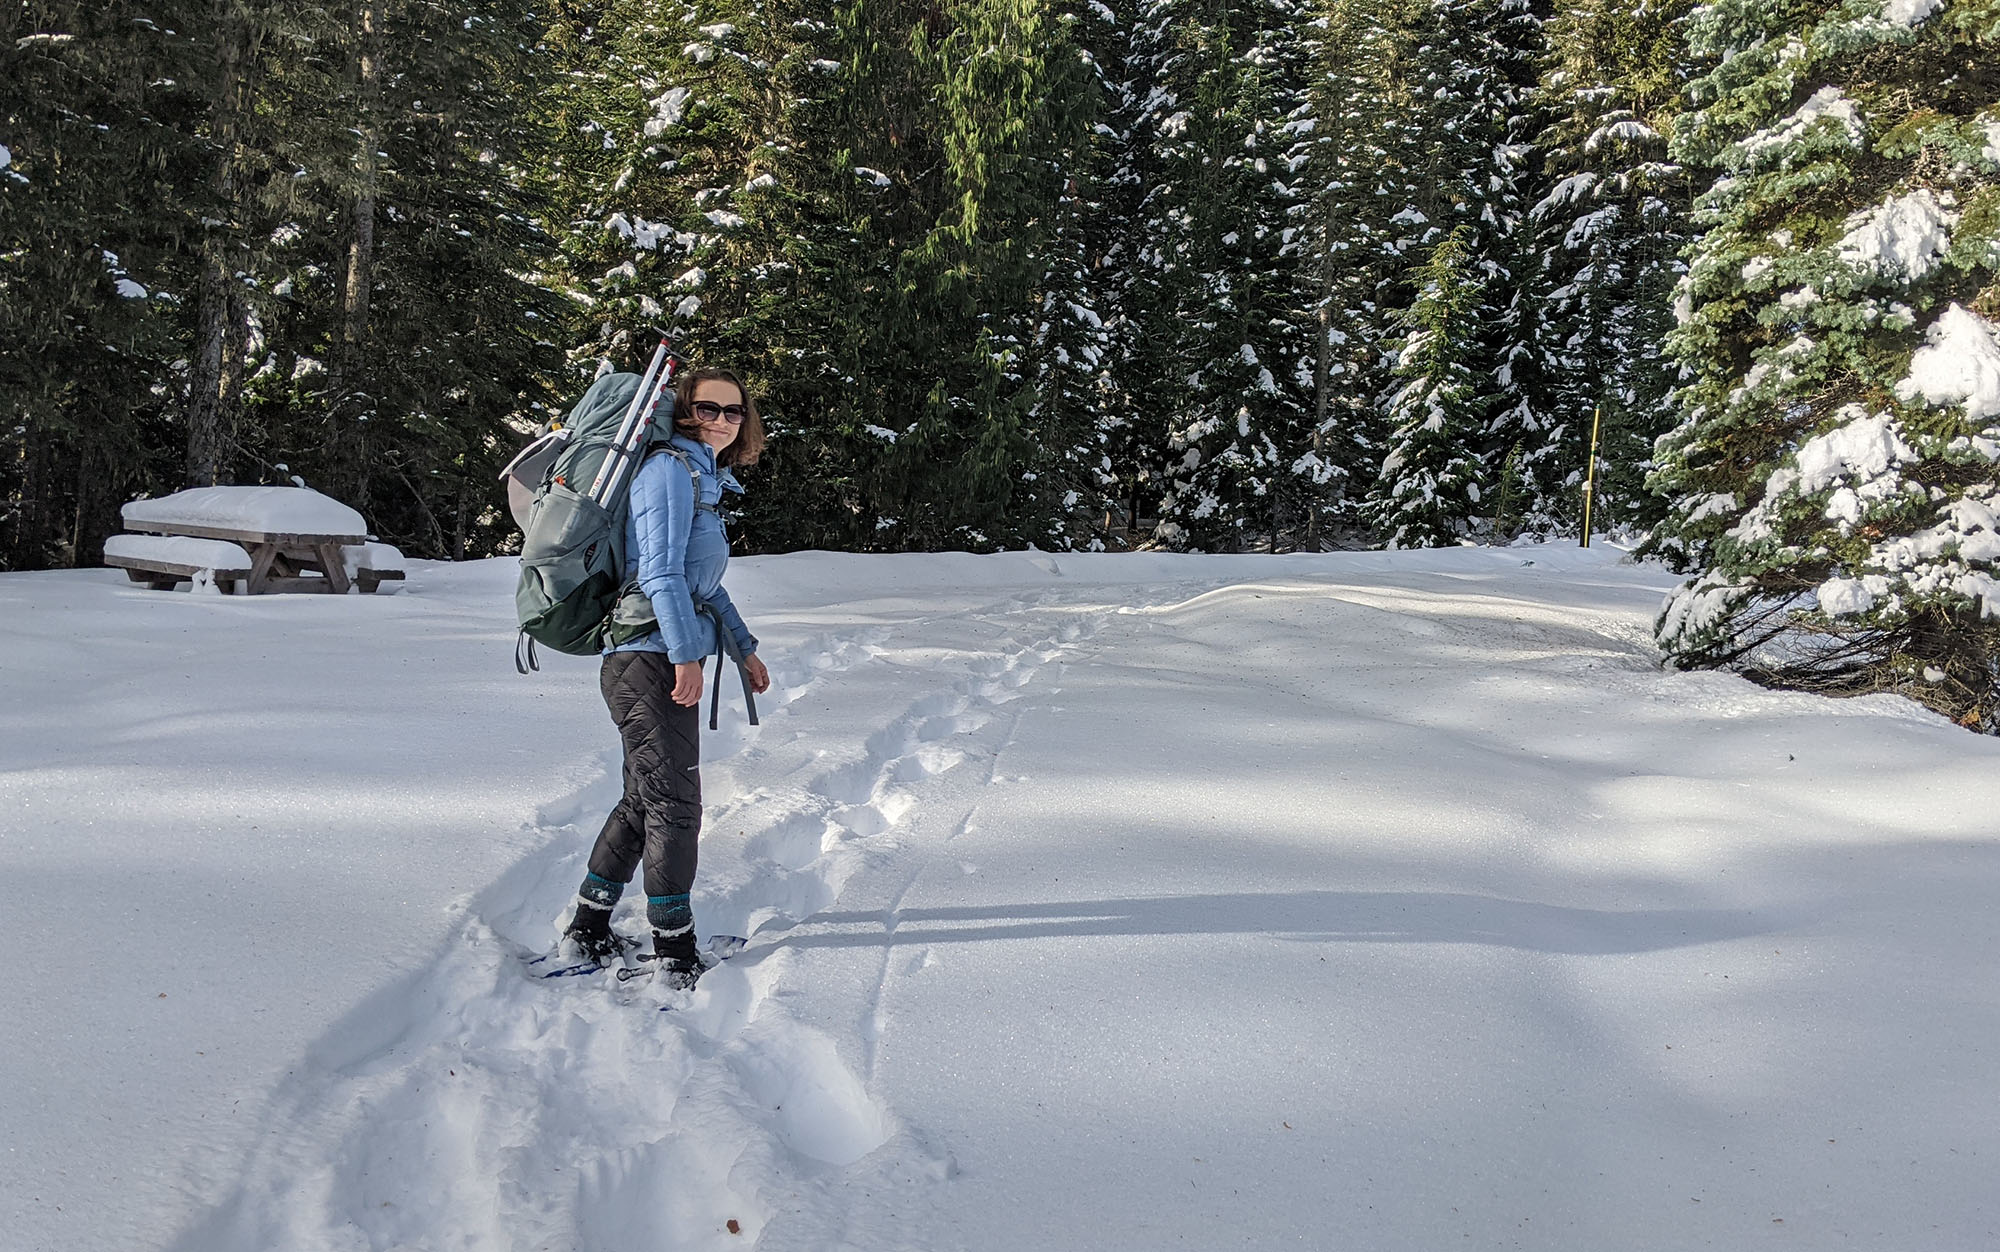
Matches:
[562,363,774,988]
[672,367,767,468]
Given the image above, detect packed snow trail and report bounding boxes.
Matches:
[3,548,1996,1251]
[165,573,1117,1252]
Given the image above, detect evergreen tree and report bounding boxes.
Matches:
[177,2,347,492]
[1367,224,1488,546]
[542,0,1105,554]
[1288,0,1432,544]
[1365,0,1539,540]
[0,1,348,564]
[1,3,195,568]
[537,0,861,550]
[1012,0,1125,550]
[1521,0,1691,537]
[1092,0,1160,543]
[1468,0,1550,539]
[1122,0,1313,552]
[875,0,1104,550]
[236,1,562,558]
[1650,0,2000,730]
[539,0,771,369]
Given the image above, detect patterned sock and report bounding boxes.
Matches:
[573,872,624,922]
[648,893,695,955]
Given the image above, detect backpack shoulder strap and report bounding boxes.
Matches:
[644,443,717,514]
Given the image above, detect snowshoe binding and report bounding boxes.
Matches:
[620,949,704,990]
[521,908,640,978]
[613,935,748,996]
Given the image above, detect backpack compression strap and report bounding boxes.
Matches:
[694,600,760,731]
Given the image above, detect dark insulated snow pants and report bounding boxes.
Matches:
[585,651,701,899]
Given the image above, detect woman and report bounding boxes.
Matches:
[563,366,772,988]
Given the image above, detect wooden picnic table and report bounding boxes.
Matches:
[119,518,369,594]
[111,486,406,595]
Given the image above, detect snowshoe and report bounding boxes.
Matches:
[522,923,640,979]
[619,950,704,990]
[612,934,750,995]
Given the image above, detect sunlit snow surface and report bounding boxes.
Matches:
[3,547,1997,1251]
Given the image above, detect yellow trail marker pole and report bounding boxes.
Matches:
[1580,404,1603,549]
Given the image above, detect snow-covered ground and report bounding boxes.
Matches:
[3,546,1996,1252]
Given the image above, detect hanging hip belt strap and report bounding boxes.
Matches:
[693,599,759,732]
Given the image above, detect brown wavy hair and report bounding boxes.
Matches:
[672,367,765,467]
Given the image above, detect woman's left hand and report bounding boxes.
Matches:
[742,653,771,694]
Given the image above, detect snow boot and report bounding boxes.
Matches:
[563,873,631,963]
[647,892,702,989]
[643,949,704,990]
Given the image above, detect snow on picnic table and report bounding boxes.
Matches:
[339,541,405,577]
[121,485,368,536]
[1,545,1996,1252]
[102,533,253,571]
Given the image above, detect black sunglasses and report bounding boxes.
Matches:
[691,400,748,424]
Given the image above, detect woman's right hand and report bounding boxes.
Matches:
[672,660,703,707]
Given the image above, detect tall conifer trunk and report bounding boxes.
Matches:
[1308,191,1337,552]
[186,258,233,486]
[186,0,257,488]
[327,0,383,510]
[338,1,381,396]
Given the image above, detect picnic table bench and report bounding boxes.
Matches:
[108,487,405,595]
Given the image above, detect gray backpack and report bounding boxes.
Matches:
[507,370,693,669]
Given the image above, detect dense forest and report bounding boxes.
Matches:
[3,0,1997,727]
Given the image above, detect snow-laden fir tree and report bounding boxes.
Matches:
[1518,0,1691,536]
[1093,0,1163,541]
[870,0,1106,550]
[1238,0,1323,549]
[1,3,200,567]
[539,0,875,551]
[677,0,889,553]
[1365,0,1538,539]
[1368,225,1488,546]
[1121,0,1315,551]
[1242,0,1327,549]
[540,0,776,371]
[1010,0,1127,550]
[247,1,561,557]
[1282,0,1428,546]
[1391,0,1528,263]
[1463,0,1550,539]
[1650,0,2000,730]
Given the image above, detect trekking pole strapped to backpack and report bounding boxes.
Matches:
[589,332,675,506]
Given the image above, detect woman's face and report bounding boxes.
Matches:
[688,378,748,452]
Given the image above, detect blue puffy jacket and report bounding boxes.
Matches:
[604,433,757,663]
